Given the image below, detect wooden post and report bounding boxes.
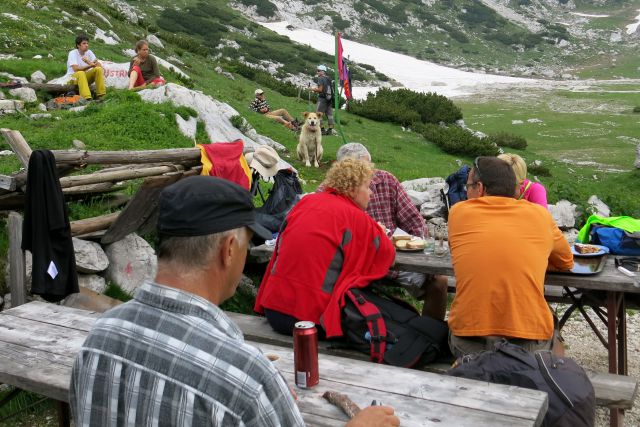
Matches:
[7,212,26,307]
[70,212,120,236]
[0,129,33,168]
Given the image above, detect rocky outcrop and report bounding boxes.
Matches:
[587,195,610,218]
[30,70,46,83]
[175,114,197,140]
[548,200,579,229]
[77,274,107,294]
[9,87,37,102]
[139,84,285,152]
[104,233,157,295]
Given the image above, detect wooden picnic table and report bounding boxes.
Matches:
[0,301,549,426]
[251,244,638,427]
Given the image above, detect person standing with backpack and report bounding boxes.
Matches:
[310,64,335,136]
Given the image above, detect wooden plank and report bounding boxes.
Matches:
[0,129,32,168]
[22,83,77,94]
[70,211,120,236]
[2,300,100,331]
[0,174,17,191]
[58,165,185,189]
[50,148,201,166]
[101,173,183,245]
[259,342,548,426]
[0,341,74,402]
[7,211,26,307]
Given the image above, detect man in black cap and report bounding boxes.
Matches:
[70,176,398,427]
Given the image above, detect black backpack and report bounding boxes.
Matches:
[341,287,450,368]
[252,169,302,233]
[440,164,470,220]
[448,340,595,427]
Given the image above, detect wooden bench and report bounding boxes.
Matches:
[226,311,638,410]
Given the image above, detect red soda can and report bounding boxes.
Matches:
[293,321,319,388]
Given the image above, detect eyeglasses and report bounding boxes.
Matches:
[463,182,479,192]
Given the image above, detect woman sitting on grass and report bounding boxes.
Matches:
[498,153,548,208]
[128,40,166,90]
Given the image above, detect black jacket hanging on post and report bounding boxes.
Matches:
[22,149,78,302]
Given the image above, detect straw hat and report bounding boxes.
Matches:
[245,145,280,178]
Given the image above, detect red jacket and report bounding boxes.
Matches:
[254,189,395,337]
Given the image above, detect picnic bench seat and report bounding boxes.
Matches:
[225,311,638,410]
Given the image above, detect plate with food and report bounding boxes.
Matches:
[394,236,426,252]
[572,243,609,257]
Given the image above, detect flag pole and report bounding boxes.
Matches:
[334,32,347,144]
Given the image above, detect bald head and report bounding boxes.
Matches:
[336,143,372,162]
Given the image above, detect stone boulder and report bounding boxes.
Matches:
[139,84,286,153]
[587,195,610,218]
[0,91,4,100]
[420,201,446,219]
[237,275,257,296]
[401,177,445,192]
[104,233,157,294]
[9,87,37,102]
[30,70,46,83]
[77,274,107,293]
[406,190,431,207]
[147,34,164,49]
[548,200,579,229]
[73,237,109,273]
[176,114,197,140]
[562,229,579,246]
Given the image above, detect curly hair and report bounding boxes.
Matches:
[322,158,373,196]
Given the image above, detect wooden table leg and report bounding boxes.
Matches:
[606,292,626,427]
[57,401,70,427]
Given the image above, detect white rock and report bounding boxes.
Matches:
[37,103,47,111]
[105,0,139,23]
[420,201,446,219]
[147,34,164,49]
[32,54,43,59]
[29,113,51,120]
[138,84,286,154]
[512,119,524,124]
[527,118,543,123]
[73,238,109,273]
[1,13,20,21]
[9,87,37,102]
[636,143,640,169]
[95,28,119,45]
[0,99,24,111]
[122,48,136,57]
[587,195,610,218]
[562,229,579,246]
[401,177,445,192]
[0,72,28,84]
[406,190,431,207]
[68,106,86,113]
[78,274,107,293]
[0,91,4,100]
[548,200,578,229]
[175,114,197,140]
[105,233,157,295]
[88,7,111,27]
[0,150,14,156]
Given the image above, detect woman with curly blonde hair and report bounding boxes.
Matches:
[255,158,395,338]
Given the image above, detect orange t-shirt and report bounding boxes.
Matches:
[447,196,574,340]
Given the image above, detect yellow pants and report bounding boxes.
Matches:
[71,67,106,100]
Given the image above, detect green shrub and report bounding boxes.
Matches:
[347,88,462,127]
[488,132,527,149]
[239,0,277,18]
[527,162,551,177]
[230,114,245,130]
[416,123,499,157]
[633,106,640,113]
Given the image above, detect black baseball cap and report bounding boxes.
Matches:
[157,176,272,240]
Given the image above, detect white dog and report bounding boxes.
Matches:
[297,112,324,167]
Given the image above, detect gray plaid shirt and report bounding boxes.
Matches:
[70,281,304,426]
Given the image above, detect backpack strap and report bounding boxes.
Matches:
[345,289,387,363]
[518,181,532,200]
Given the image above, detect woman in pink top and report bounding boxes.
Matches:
[498,153,548,208]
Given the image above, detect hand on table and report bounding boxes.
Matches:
[346,406,400,427]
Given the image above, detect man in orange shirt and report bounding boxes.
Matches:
[447,157,573,357]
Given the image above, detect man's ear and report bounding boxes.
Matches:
[219,233,236,268]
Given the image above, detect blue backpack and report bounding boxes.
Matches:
[589,224,640,256]
[440,165,470,219]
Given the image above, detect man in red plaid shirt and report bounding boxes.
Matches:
[337,143,448,320]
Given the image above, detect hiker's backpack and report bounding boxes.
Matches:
[440,165,469,219]
[45,95,86,110]
[253,169,303,233]
[448,340,595,427]
[589,224,640,256]
[322,77,334,102]
[341,287,450,368]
